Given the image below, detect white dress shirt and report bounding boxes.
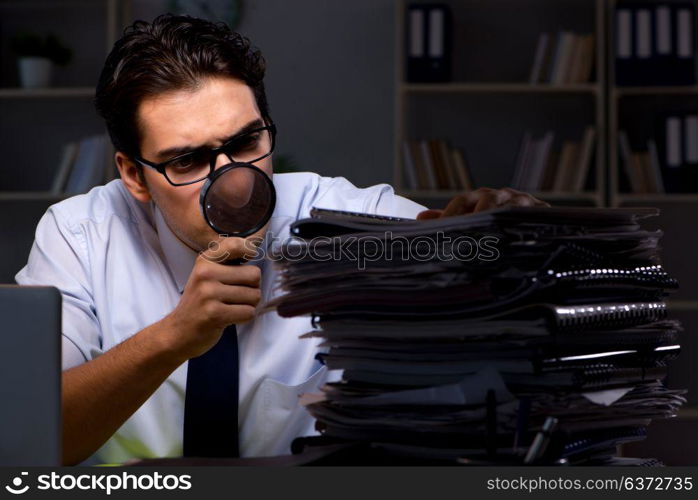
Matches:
[15,172,426,463]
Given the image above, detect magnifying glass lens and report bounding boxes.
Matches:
[201,162,276,237]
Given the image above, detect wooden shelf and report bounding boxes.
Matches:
[615,193,698,204]
[666,300,698,311]
[398,189,601,203]
[393,0,607,211]
[0,87,95,99]
[677,408,698,419]
[401,83,599,94]
[0,0,97,8]
[614,85,698,97]
[0,191,69,201]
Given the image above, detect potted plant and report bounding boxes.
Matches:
[273,154,301,174]
[10,33,72,89]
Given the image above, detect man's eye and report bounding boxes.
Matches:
[170,156,195,170]
[170,151,208,171]
[231,133,261,152]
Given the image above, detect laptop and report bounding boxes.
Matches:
[0,285,61,466]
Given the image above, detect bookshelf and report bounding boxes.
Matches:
[393,1,698,453]
[0,0,126,284]
[0,87,96,98]
[398,189,602,205]
[402,83,600,94]
[605,1,698,420]
[616,84,698,95]
[0,191,69,202]
[608,0,698,206]
[0,0,123,198]
[394,0,607,207]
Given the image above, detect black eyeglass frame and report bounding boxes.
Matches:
[133,123,277,186]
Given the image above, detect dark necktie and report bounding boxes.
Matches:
[183,324,239,457]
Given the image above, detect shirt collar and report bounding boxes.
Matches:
[153,204,198,294]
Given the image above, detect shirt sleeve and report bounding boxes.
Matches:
[373,186,427,219]
[15,206,101,370]
[314,176,428,218]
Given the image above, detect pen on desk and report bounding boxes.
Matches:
[523,416,558,464]
[513,397,531,452]
[485,389,497,457]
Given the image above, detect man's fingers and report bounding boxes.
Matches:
[441,192,478,217]
[213,282,262,306]
[192,261,261,287]
[501,188,550,208]
[200,235,259,264]
[512,195,535,207]
[472,189,513,213]
[217,264,262,287]
[418,188,551,220]
[416,209,444,220]
[204,302,258,326]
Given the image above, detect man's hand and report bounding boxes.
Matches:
[416,187,550,220]
[61,236,262,465]
[163,236,262,359]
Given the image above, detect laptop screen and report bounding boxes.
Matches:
[0,285,61,466]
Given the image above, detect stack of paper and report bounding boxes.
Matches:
[264,206,686,465]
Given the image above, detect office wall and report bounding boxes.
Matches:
[131,0,398,188]
[1,0,398,282]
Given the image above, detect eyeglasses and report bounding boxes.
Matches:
[133,123,277,186]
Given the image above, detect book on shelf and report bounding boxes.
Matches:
[529,31,595,85]
[648,113,698,192]
[405,4,452,83]
[647,139,666,193]
[53,134,109,195]
[528,131,555,191]
[615,2,695,86]
[427,140,450,189]
[50,142,79,195]
[511,131,531,189]
[617,130,665,194]
[511,126,595,193]
[418,140,439,189]
[402,139,473,191]
[451,148,473,192]
[401,141,419,190]
[552,141,580,192]
[573,127,597,192]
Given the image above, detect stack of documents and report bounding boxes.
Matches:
[264,206,687,465]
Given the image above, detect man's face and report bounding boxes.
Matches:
[121,77,273,253]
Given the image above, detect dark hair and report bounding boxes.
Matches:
[95,14,270,159]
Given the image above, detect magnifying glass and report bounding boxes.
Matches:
[200,162,276,237]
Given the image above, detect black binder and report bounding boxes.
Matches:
[615,2,696,86]
[405,3,452,82]
[654,112,698,192]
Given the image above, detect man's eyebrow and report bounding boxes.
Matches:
[218,118,266,144]
[154,118,266,161]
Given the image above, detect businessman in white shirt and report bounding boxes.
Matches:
[16,14,547,465]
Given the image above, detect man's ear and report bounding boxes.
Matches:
[115,152,151,203]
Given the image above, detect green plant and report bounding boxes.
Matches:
[10,33,72,66]
[273,154,301,174]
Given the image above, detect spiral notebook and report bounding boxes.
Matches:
[293,206,660,239]
[265,205,685,465]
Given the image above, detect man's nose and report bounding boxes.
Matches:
[212,151,232,170]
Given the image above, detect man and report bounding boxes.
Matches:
[16,15,547,465]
